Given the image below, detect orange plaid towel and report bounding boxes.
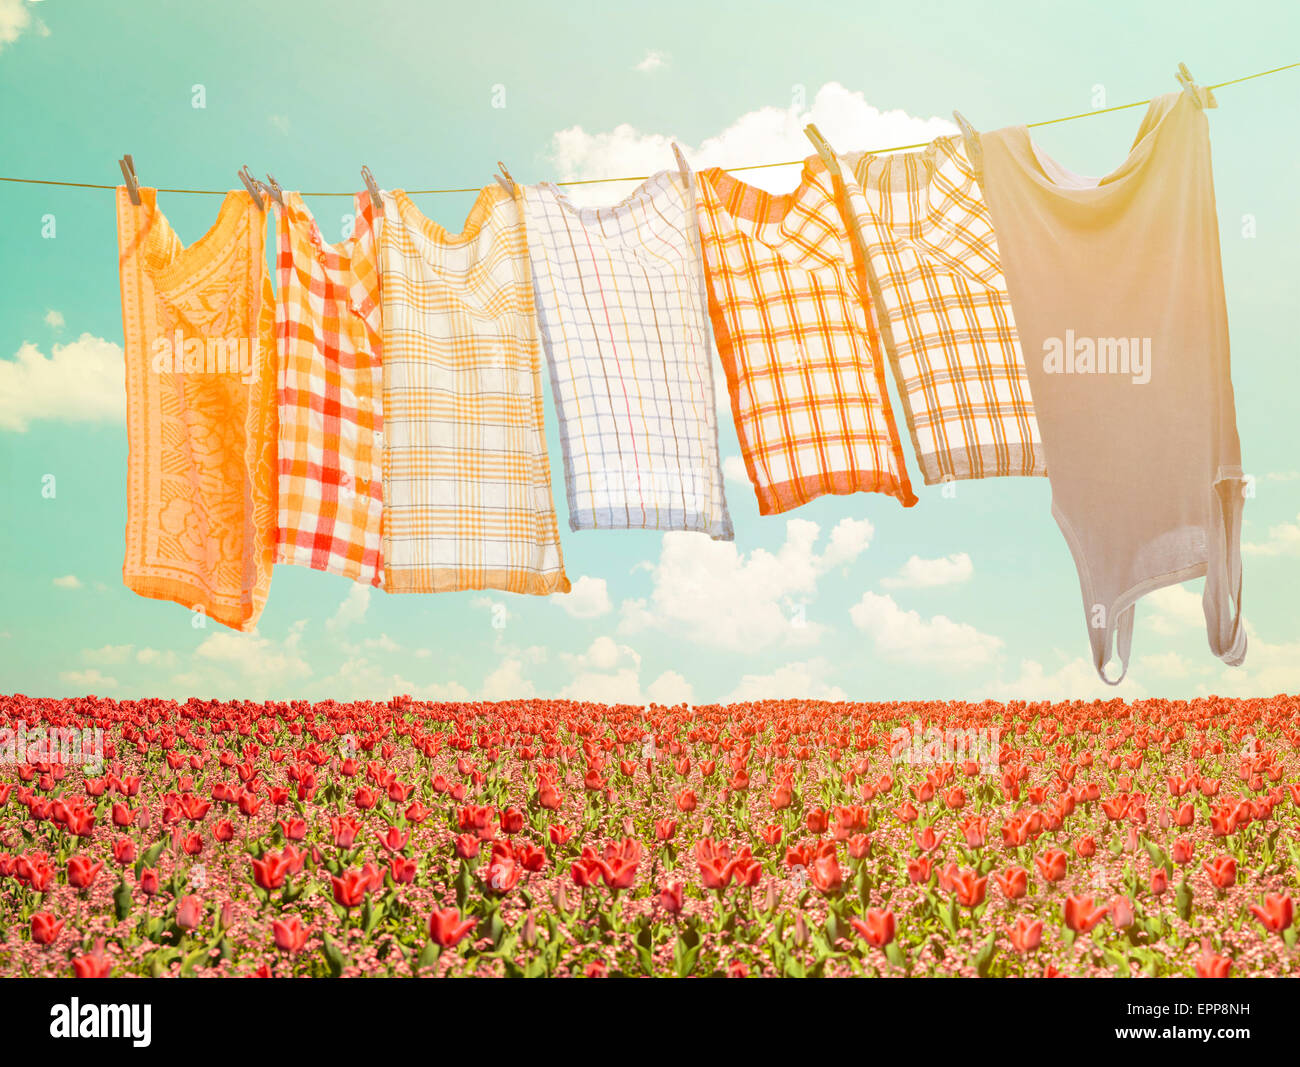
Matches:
[842,138,1045,483]
[117,187,278,630]
[274,191,384,587]
[695,158,916,514]
[379,187,569,595]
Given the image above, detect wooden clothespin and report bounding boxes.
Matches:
[1175,63,1217,108]
[952,110,983,170]
[118,155,141,205]
[262,173,286,208]
[670,142,693,183]
[951,111,977,140]
[361,166,384,215]
[495,161,516,196]
[803,123,839,171]
[238,165,265,211]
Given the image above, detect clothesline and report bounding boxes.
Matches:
[1,61,1296,197]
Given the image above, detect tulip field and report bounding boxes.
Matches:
[0,693,1297,978]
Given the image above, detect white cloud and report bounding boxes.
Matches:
[546,81,956,205]
[726,659,848,702]
[1188,622,1300,698]
[327,585,370,631]
[44,309,64,329]
[1134,651,1207,679]
[1244,513,1300,557]
[558,575,613,618]
[723,455,749,486]
[58,668,118,691]
[83,644,134,665]
[646,670,693,705]
[0,0,41,51]
[991,655,1143,700]
[618,518,872,651]
[0,334,125,431]
[362,633,400,652]
[849,591,1002,668]
[135,647,178,668]
[318,654,470,702]
[1145,583,1205,636]
[563,635,638,674]
[881,552,974,589]
[52,574,82,589]
[481,658,536,700]
[193,624,312,684]
[821,517,875,570]
[634,49,669,73]
[556,636,688,705]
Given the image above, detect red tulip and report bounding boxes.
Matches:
[482,844,521,895]
[1110,895,1135,930]
[810,851,842,895]
[71,945,112,978]
[429,908,476,949]
[994,866,1029,901]
[850,908,895,948]
[1008,916,1042,953]
[659,879,685,914]
[1063,894,1108,934]
[176,894,203,931]
[67,856,104,889]
[31,912,64,945]
[271,916,310,954]
[1194,942,1232,977]
[1035,848,1068,883]
[952,868,988,908]
[251,852,292,891]
[330,870,371,909]
[1249,893,1294,934]
[1203,855,1236,890]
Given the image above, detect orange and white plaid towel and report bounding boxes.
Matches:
[117,187,278,630]
[694,158,916,514]
[378,187,569,595]
[841,138,1045,484]
[274,190,384,587]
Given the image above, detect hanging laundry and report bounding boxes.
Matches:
[523,173,733,540]
[274,191,384,587]
[116,187,278,631]
[978,90,1246,683]
[378,186,569,595]
[694,157,916,514]
[839,136,1046,484]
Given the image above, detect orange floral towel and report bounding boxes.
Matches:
[117,187,278,631]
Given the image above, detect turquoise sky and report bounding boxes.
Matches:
[1,0,1297,705]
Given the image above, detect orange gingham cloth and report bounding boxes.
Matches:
[274,190,384,587]
[117,187,278,630]
[378,187,569,595]
[841,138,1046,484]
[694,157,916,514]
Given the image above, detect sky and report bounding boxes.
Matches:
[1,0,1297,706]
